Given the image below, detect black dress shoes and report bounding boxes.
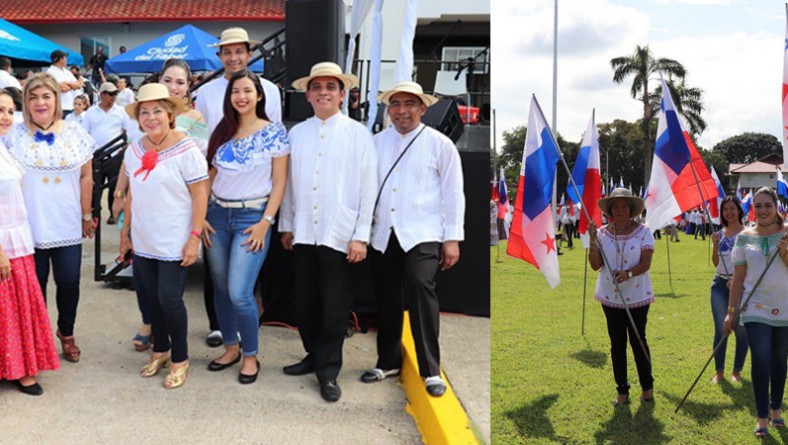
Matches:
[238,359,260,385]
[320,380,341,402]
[425,377,447,397]
[207,352,241,371]
[14,379,43,396]
[283,356,314,376]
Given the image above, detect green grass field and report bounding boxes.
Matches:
[491,235,780,444]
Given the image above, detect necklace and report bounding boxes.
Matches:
[613,221,632,234]
[32,120,55,132]
[757,220,777,227]
[146,130,171,152]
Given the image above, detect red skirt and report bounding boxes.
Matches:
[0,255,60,380]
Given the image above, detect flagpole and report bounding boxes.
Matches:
[676,247,784,412]
[582,248,588,336]
[533,96,650,362]
[666,235,674,293]
[550,0,559,243]
[493,108,503,263]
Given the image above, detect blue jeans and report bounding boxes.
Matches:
[132,255,190,363]
[710,276,748,372]
[34,244,82,337]
[744,322,788,419]
[205,201,271,356]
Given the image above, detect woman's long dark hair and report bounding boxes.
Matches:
[719,195,744,227]
[206,70,269,165]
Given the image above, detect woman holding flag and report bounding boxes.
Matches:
[710,196,748,384]
[588,188,655,407]
[724,187,788,438]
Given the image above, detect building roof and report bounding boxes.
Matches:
[0,0,284,23]
[729,161,781,174]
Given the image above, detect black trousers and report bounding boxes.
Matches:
[133,255,190,363]
[372,235,441,377]
[292,245,353,383]
[98,154,123,213]
[602,304,653,395]
[34,244,82,337]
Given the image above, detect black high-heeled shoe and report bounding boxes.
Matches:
[238,359,260,384]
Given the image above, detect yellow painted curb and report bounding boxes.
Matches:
[401,312,479,445]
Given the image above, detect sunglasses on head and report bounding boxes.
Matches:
[104,91,119,96]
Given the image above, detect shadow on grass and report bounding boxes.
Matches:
[593,401,669,445]
[504,394,559,442]
[660,389,729,425]
[570,349,607,369]
[654,291,686,299]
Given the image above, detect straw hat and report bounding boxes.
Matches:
[291,62,359,91]
[598,187,645,217]
[124,83,187,119]
[377,81,438,107]
[210,27,260,48]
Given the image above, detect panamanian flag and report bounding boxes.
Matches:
[708,166,726,225]
[777,168,788,199]
[645,74,719,231]
[507,95,560,288]
[566,110,602,248]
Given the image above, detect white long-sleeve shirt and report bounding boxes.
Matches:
[370,124,465,253]
[279,112,377,254]
[194,75,281,134]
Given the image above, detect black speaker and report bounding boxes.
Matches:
[284,0,345,87]
[423,97,464,143]
[284,91,314,122]
[436,150,490,316]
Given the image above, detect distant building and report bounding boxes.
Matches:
[729,153,785,191]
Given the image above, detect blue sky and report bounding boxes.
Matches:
[492,0,784,153]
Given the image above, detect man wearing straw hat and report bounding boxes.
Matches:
[360,81,464,397]
[278,61,377,402]
[195,27,282,132]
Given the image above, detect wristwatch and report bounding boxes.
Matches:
[626,270,633,279]
[262,215,276,225]
[82,213,92,222]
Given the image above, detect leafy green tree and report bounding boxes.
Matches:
[597,119,647,191]
[712,132,782,165]
[698,148,730,192]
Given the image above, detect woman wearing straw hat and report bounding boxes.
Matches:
[724,187,788,438]
[0,89,60,395]
[3,73,96,365]
[588,187,655,407]
[119,83,209,390]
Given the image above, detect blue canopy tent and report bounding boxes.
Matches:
[0,18,84,66]
[105,24,263,74]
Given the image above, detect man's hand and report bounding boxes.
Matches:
[347,241,367,263]
[440,241,460,271]
[281,232,294,251]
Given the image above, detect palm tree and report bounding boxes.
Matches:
[610,45,687,184]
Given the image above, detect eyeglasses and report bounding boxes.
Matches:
[103,92,119,96]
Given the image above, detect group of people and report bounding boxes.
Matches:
[587,187,788,439]
[0,26,466,404]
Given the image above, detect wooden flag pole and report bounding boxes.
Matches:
[666,235,674,293]
[582,249,588,336]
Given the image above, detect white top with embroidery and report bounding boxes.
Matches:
[279,112,377,254]
[715,229,739,276]
[0,141,34,259]
[124,137,208,261]
[594,223,656,308]
[3,121,95,249]
[370,124,465,253]
[733,231,788,326]
[211,121,290,200]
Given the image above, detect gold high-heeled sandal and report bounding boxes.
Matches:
[164,361,189,389]
[140,353,171,378]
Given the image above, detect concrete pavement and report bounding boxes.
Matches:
[0,216,489,445]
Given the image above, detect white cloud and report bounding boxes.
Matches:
[493,0,785,158]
